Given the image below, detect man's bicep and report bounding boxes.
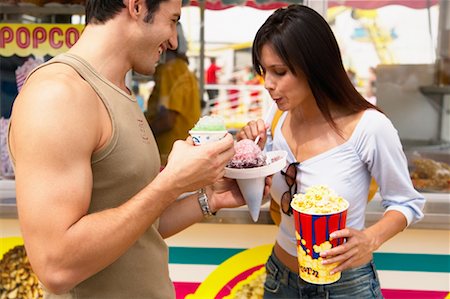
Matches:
[11,82,98,252]
[15,149,93,238]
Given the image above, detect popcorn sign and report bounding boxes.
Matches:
[291,185,349,284]
[0,24,84,57]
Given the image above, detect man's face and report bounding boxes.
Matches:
[133,0,181,75]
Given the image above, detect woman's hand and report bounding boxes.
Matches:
[237,119,267,149]
[321,211,407,274]
[208,176,272,212]
[320,228,378,274]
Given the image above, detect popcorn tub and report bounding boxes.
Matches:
[291,186,349,284]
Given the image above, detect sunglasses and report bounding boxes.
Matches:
[280,162,299,216]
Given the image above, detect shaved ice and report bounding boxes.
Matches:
[190,116,226,131]
[228,139,267,168]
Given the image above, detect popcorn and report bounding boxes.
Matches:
[291,185,349,284]
[291,185,348,214]
[225,267,266,299]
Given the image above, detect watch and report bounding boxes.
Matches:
[197,188,216,217]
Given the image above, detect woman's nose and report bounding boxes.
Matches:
[264,76,274,90]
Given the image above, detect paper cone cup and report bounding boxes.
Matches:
[236,177,265,222]
[224,150,288,222]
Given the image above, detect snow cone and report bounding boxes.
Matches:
[189,116,227,145]
[226,139,267,221]
[291,185,349,284]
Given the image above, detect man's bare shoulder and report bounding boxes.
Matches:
[12,62,102,127]
[19,63,96,105]
[10,63,102,154]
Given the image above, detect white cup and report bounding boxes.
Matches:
[189,130,228,145]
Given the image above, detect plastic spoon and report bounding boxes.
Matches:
[254,101,276,145]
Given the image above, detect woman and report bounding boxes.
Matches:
[239,5,425,298]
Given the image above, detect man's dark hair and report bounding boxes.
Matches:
[85,0,168,24]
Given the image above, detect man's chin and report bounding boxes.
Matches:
[134,68,155,77]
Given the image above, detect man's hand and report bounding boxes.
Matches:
[162,134,235,195]
[208,176,272,212]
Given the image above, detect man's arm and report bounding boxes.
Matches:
[10,69,178,294]
[158,177,272,238]
[9,67,235,294]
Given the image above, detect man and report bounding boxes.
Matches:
[8,1,267,298]
[147,23,201,165]
[205,56,221,101]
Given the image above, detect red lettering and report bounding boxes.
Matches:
[49,27,63,49]
[16,27,30,49]
[65,27,80,48]
[0,26,14,48]
[32,26,47,48]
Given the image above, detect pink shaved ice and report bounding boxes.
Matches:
[227,139,267,168]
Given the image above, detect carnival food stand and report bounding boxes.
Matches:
[1,1,449,298]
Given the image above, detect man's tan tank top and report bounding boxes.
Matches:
[10,53,175,299]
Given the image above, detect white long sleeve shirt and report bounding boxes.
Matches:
[269,109,425,256]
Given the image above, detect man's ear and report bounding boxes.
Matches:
[127,0,144,20]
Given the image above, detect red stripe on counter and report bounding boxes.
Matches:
[173,283,449,299]
[173,282,200,299]
[382,289,448,299]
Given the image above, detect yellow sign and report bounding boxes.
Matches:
[0,23,84,57]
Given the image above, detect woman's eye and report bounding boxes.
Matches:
[275,71,286,76]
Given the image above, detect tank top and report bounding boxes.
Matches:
[9,53,174,299]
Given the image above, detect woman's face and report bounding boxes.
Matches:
[259,43,314,111]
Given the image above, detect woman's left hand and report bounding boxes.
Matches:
[320,228,377,274]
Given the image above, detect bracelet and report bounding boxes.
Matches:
[197,188,216,217]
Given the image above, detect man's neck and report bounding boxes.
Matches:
[68,24,131,92]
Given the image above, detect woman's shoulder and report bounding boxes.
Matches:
[350,109,398,148]
[358,109,395,133]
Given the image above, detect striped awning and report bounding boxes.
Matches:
[182,0,438,10]
[8,0,439,10]
[328,0,439,10]
[182,0,301,10]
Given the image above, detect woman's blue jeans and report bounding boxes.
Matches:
[263,251,384,299]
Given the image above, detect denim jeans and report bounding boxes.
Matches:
[263,252,384,299]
